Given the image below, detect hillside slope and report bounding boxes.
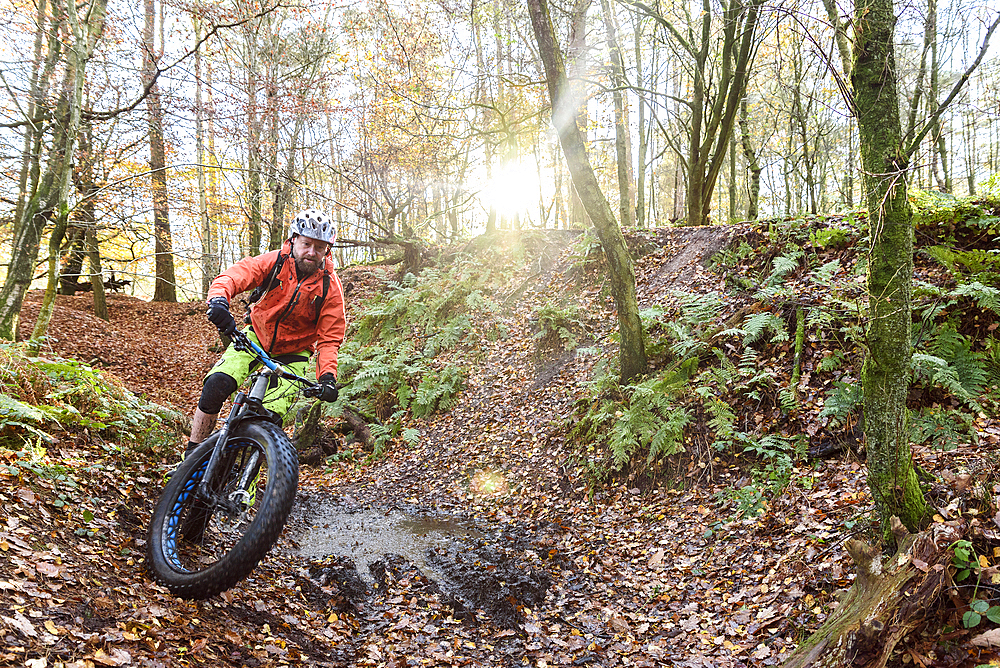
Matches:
[3,212,999,667]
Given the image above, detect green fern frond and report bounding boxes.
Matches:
[741,312,789,345]
[765,250,803,287]
[706,398,737,448]
[951,282,1000,313]
[778,387,798,414]
[354,362,392,385]
[809,259,842,285]
[820,380,862,428]
[672,291,723,326]
[920,326,988,400]
[412,367,465,418]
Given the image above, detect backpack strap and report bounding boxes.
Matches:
[314,271,330,324]
[242,252,286,314]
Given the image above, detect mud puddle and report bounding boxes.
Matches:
[293,504,483,584]
[289,496,550,628]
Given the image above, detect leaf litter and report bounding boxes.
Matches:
[3,222,999,667]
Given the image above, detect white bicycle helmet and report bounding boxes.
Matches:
[288,208,336,244]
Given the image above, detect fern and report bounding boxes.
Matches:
[909,407,974,451]
[608,378,690,467]
[672,291,723,327]
[778,387,798,414]
[705,398,737,450]
[912,326,988,406]
[951,282,1000,313]
[353,361,394,387]
[664,321,703,359]
[534,303,587,351]
[809,259,842,285]
[806,307,836,331]
[733,349,775,398]
[412,367,465,417]
[820,380,862,428]
[926,245,1000,282]
[741,312,789,345]
[765,249,803,287]
[570,376,690,475]
[818,350,848,372]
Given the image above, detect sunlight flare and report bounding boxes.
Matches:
[480,161,539,220]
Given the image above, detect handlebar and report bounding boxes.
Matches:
[229,330,316,387]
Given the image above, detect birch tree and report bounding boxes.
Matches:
[0,0,109,342]
[527,0,647,382]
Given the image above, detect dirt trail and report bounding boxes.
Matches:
[6,228,979,667]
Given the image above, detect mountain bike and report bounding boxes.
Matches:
[145,330,322,599]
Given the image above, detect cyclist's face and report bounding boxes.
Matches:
[291,235,330,275]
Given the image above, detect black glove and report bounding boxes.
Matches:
[206,296,236,335]
[305,373,338,402]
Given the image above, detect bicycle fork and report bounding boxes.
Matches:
[197,372,270,506]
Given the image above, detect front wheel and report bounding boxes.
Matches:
[145,420,299,599]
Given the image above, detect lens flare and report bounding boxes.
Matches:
[470,469,509,497]
[480,161,538,219]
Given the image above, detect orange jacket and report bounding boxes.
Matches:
[207,240,346,378]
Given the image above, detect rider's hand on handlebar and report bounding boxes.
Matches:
[304,373,338,402]
[206,297,237,335]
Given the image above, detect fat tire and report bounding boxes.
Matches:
[145,420,298,599]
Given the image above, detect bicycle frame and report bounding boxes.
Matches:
[196,331,313,506]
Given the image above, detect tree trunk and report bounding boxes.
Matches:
[76,119,106,319]
[782,518,956,668]
[29,215,70,352]
[194,16,213,299]
[86,226,107,321]
[601,0,634,229]
[246,51,263,256]
[648,0,764,226]
[853,0,931,533]
[728,131,737,222]
[145,0,175,302]
[15,0,57,239]
[0,0,108,341]
[58,226,87,295]
[634,13,647,228]
[739,98,761,220]
[526,0,647,382]
[964,115,976,196]
[925,0,951,193]
[270,115,304,250]
[791,47,818,214]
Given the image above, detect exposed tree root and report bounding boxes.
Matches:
[783,517,963,668]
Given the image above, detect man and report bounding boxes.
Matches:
[188,208,346,454]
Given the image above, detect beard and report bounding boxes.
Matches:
[294,256,322,276]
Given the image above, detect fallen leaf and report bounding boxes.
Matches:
[2,611,37,637]
[90,647,132,666]
[970,628,1000,648]
[36,562,64,578]
[608,615,630,633]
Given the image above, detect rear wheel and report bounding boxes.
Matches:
[145,420,298,599]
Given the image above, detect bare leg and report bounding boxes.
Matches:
[189,408,218,450]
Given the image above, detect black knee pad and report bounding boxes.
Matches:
[198,372,238,414]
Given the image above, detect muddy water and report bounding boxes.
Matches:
[293,500,551,628]
[294,506,483,583]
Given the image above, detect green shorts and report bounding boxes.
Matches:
[206,329,311,420]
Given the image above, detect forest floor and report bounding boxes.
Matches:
[3,225,1000,668]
